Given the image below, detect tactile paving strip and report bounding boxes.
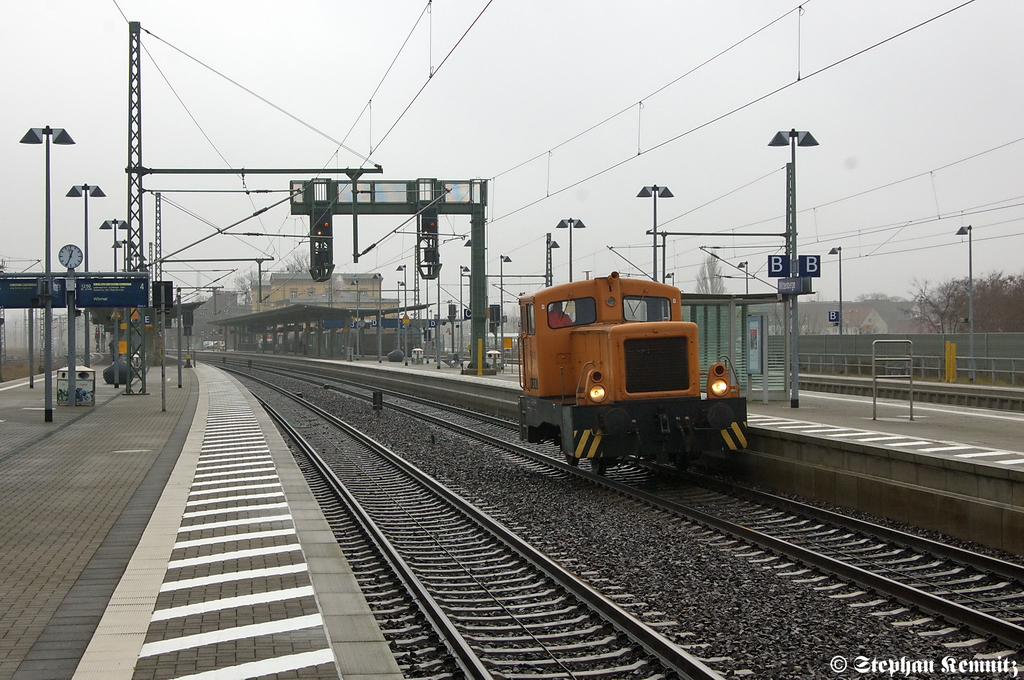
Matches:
[131,380,339,680]
[748,413,1024,464]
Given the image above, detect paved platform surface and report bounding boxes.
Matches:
[747,389,1024,467]
[0,365,400,680]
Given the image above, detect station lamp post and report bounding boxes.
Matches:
[738,261,750,295]
[100,220,128,379]
[769,128,818,408]
[67,184,105,367]
[396,265,408,356]
[555,219,585,283]
[100,220,129,270]
[459,265,471,354]
[499,255,511,355]
[829,247,844,358]
[956,225,975,381]
[20,126,76,423]
[637,185,673,282]
[545,234,560,287]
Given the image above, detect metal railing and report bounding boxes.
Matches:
[871,340,913,420]
[800,353,1024,386]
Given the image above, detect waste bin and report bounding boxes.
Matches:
[411,348,424,364]
[486,350,502,370]
[57,368,96,406]
[103,360,128,385]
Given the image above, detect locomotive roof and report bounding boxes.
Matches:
[520,272,679,302]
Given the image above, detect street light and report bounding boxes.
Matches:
[828,247,843,358]
[956,225,975,381]
[637,185,673,282]
[545,234,560,287]
[769,128,818,408]
[738,261,750,295]
[21,126,76,423]
[555,219,585,282]
[396,265,408,356]
[100,220,128,383]
[460,265,471,355]
[100,220,129,270]
[67,184,105,367]
[499,255,511,356]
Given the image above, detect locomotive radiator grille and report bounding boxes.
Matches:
[623,336,689,393]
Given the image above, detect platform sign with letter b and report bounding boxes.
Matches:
[799,255,821,277]
[767,255,789,277]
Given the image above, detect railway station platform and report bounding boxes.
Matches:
[0,365,400,680]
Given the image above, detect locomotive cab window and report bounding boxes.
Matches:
[623,295,671,322]
[522,303,535,335]
[546,297,596,329]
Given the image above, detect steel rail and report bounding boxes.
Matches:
[256,393,492,680]
[241,370,725,679]
[680,470,1024,585]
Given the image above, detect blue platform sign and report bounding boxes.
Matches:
[0,276,65,308]
[767,255,789,277]
[76,277,149,307]
[769,255,821,278]
[798,255,821,278]
[828,310,840,323]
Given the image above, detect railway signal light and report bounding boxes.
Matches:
[418,211,440,279]
[309,209,334,282]
[152,280,174,310]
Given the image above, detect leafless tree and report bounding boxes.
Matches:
[233,269,261,306]
[911,277,970,333]
[855,292,907,302]
[284,250,310,273]
[912,272,1024,333]
[695,254,727,295]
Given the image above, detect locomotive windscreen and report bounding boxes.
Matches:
[623,336,689,393]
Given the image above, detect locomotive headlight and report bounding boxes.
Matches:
[588,385,607,402]
[709,378,729,397]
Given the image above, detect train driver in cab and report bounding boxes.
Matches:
[547,301,573,328]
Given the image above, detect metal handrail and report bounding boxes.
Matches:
[872,339,913,420]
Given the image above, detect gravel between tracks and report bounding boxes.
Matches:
[250,373,1015,679]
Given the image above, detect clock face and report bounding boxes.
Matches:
[59,244,84,269]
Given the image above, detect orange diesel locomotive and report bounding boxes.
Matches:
[518,272,747,473]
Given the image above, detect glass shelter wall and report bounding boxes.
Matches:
[681,296,789,402]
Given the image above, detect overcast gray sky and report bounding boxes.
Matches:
[5,0,1022,306]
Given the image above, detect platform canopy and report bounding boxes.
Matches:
[209,301,429,333]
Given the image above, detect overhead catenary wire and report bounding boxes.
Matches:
[370,0,495,155]
[139,27,375,167]
[493,2,807,181]
[490,0,979,224]
[340,1,432,155]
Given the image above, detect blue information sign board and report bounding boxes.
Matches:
[76,277,149,307]
[0,276,64,308]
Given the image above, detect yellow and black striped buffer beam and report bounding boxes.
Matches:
[572,429,603,459]
[720,422,748,450]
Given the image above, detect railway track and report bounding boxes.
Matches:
[223,357,1024,658]
[249,374,723,679]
